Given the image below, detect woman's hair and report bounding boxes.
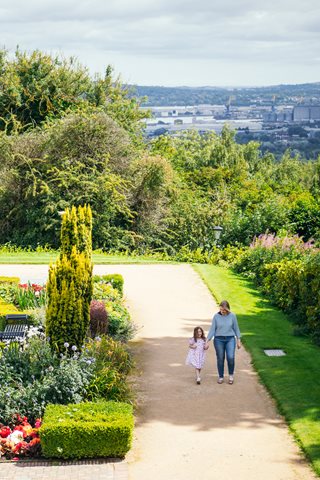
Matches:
[193,326,206,342]
[219,300,230,312]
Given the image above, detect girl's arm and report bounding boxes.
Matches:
[206,315,216,343]
[189,338,197,349]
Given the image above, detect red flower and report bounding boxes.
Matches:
[31,284,43,292]
[13,441,29,454]
[28,437,40,447]
[18,284,28,289]
[0,426,11,438]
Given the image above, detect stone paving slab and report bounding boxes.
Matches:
[0,460,128,480]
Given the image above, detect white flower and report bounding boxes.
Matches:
[8,430,24,445]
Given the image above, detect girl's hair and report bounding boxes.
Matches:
[193,326,206,342]
[219,300,230,312]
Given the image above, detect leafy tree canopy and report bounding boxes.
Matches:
[0,49,147,136]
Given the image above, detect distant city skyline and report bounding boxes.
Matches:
[1,0,320,87]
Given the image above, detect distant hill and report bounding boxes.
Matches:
[129,83,320,107]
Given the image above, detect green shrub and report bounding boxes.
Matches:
[232,233,312,284]
[93,283,121,302]
[86,366,133,403]
[92,281,135,342]
[261,260,304,311]
[93,274,124,297]
[233,234,320,344]
[0,337,94,424]
[40,401,134,459]
[88,336,133,376]
[297,252,320,344]
[84,336,134,403]
[106,302,135,342]
[0,276,20,284]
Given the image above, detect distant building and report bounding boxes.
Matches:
[263,111,293,123]
[293,105,320,122]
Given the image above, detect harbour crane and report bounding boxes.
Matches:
[225,95,235,117]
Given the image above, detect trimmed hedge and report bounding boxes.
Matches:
[40,401,134,459]
[0,276,20,284]
[0,276,21,330]
[0,300,20,330]
[93,274,124,296]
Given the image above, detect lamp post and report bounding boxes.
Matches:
[213,226,223,246]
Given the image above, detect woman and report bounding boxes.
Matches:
[205,300,241,384]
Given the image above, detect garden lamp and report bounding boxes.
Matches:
[213,226,223,242]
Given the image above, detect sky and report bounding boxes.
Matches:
[1,0,320,87]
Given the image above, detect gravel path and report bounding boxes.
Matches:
[0,264,317,480]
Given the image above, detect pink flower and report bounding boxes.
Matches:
[34,419,42,429]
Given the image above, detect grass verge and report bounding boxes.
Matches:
[0,252,176,265]
[194,264,320,477]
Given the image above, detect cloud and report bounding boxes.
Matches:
[1,0,320,85]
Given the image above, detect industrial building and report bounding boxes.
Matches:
[293,105,320,122]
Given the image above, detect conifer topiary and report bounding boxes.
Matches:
[46,205,93,352]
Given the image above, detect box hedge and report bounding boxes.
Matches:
[0,300,20,331]
[0,276,20,284]
[40,401,134,459]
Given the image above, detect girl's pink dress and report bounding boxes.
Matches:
[185,338,206,369]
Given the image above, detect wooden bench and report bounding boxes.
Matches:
[0,314,29,341]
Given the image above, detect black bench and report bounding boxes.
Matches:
[0,314,29,342]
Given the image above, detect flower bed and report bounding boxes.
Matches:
[0,415,41,460]
[0,268,135,460]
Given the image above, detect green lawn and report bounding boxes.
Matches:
[194,264,320,477]
[0,251,175,264]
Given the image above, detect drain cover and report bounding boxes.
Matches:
[264,349,286,357]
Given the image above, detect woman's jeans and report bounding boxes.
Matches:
[214,336,236,378]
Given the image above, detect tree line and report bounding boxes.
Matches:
[0,49,319,252]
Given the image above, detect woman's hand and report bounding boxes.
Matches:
[237,339,242,349]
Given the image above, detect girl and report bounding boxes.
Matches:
[186,326,208,384]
